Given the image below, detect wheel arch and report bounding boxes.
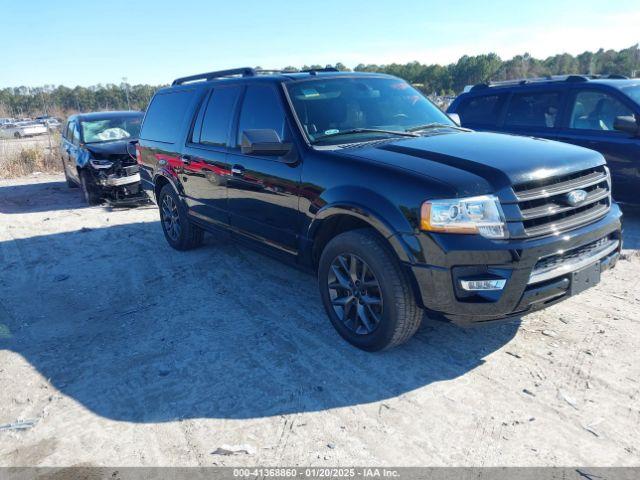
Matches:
[308,202,416,269]
[153,172,181,203]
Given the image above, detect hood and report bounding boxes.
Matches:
[85,139,134,160]
[337,131,605,196]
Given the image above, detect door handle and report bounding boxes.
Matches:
[180,154,192,165]
[231,165,244,176]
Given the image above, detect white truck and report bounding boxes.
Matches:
[0,121,48,139]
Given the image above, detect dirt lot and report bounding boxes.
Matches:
[0,174,639,467]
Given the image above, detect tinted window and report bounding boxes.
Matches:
[505,92,561,128]
[458,94,506,126]
[570,90,634,131]
[141,90,194,143]
[198,86,241,146]
[237,85,286,145]
[620,85,640,104]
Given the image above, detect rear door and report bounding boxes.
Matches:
[181,85,242,226]
[500,89,565,141]
[556,87,640,204]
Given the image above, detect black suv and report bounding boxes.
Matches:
[138,67,622,351]
[447,75,640,205]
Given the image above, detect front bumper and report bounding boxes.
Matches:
[405,205,623,326]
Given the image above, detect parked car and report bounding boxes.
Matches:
[61,111,147,205]
[0,121,48,139]
[36,116,62,130]
[138,67,622,351]
[447,75,640,205]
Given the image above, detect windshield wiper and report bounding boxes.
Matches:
[407,122,465,132]
[313,128,419,142]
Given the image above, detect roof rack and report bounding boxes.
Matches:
[172,67,256,86]
[469,73,630,91]
[300,67,340,75]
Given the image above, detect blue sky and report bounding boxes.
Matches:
[1,0,639,87]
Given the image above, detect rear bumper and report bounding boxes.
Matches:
[406,205,623,326]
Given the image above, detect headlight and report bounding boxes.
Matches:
[89,159,113,169]
[420,195,508,239]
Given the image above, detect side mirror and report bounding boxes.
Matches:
[126,139,139,161]
[448,112,461,126]
[241,129,292,156]
[613,115,640,136]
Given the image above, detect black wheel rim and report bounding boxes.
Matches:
[328,253,383,335]
[161,195,181,241]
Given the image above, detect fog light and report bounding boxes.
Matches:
[460,279,506,291]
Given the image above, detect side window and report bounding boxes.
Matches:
[570,90,633,131]
[140,90,195,143]
[197,86,242,146]
[504,91,561,128]
[237,85,286,146]
[70,122,80,146]
[458,94,506,126]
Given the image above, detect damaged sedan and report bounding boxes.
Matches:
[61,111,147,205]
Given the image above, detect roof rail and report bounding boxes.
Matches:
[172,67,256,86]
[468,73,633,92]
[300,67,340,75]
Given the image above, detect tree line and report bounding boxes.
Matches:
[1,45,638,118]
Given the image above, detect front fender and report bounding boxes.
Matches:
[308,186,417,264]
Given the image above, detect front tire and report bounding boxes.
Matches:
[318,228,423,351]
[158,184,204,250]
[79,169,101,205]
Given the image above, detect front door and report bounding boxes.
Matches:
[557,88,640,204]
[63,120,81,183]
[226,84,302,254]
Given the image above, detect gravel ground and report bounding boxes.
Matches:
[0,174,639,467]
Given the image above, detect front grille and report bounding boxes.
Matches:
[534,236,612,272]
[512,166,611,238]
[529,235,619,284]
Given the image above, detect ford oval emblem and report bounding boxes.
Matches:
[566,189,588,206]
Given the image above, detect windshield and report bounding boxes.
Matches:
[81,114,143,143]
[285,77,454,145]
[620,84,640,105]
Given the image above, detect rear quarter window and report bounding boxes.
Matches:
[458,94,506,126]
[141,90,195,143]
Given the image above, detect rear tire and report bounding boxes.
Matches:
[79,169,101,205]
[318,228,422,351]
[158,184,204,250]
[13,132,21,139]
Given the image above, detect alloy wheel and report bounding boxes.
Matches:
[161,194,181,241]
[327,253,383,335]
